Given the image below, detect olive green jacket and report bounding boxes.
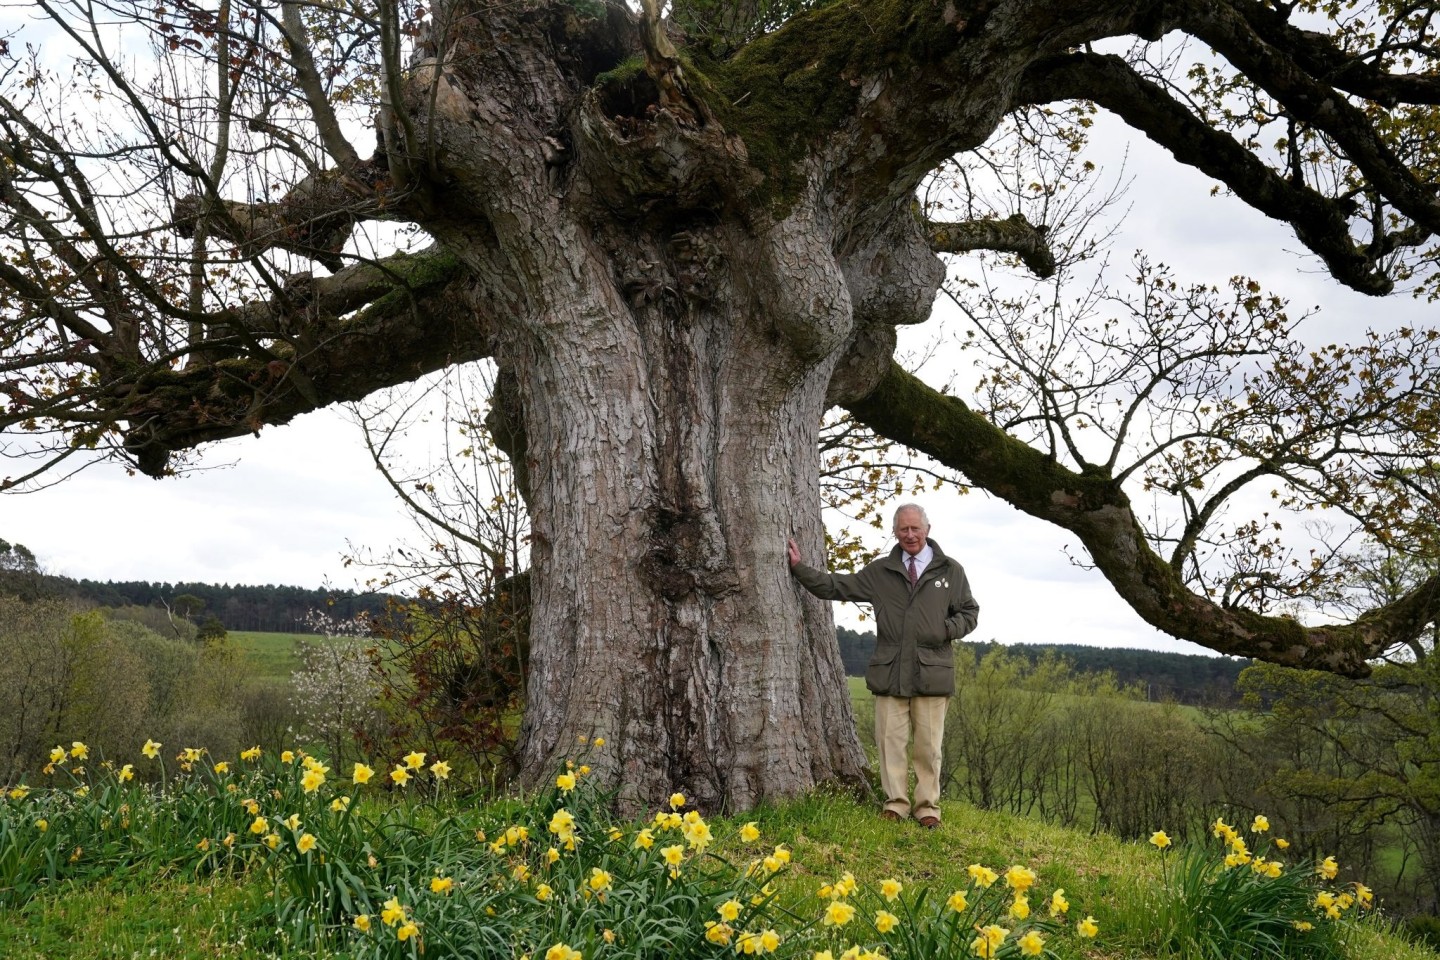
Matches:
[792,540,979,697]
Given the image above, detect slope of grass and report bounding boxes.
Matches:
[3,776,1433,960]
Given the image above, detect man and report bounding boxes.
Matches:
[787,504,978,828]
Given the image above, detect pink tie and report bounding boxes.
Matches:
[907,555,918,587]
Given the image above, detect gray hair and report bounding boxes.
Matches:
[892,503,930,530]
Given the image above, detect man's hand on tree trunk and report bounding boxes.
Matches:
[786,538,801,568]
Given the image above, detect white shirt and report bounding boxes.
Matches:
[904,543,934,576]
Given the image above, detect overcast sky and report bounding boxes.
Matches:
[3,95,1431,656]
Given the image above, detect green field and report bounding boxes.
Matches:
[229,630,308,682]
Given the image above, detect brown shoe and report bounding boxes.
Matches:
[880,810,905,822]
[918,816,940,830]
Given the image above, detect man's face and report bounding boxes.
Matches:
[894,509,930,555]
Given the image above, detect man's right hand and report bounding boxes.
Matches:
[786,538,801,568]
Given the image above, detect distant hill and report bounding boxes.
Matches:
[835,627,1248,705]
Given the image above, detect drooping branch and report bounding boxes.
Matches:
[925,213,1055,278]
[1017,52,1397,295]
[845,361,1440,675]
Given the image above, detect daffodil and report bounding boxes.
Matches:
[705,922,733,946]
[549,808,576,841]
[719,899,742,922]
[118,764,134,782]
[8,785,29,800]
[142,739,161,759]
[874,910,898,934]
[546,846,561,864]
[1276,837,1290,850]
[249,816,269,835]
[35,818,48,832]
[297,833,317,854]
[741,821,760,842]
[589,867,612,892]
[1016,930,1045,957]
[759,929,781,952]
[397,921,419,941]
[404,750,427,770]
[544,943,581,960]
[1252,814,1270,832]
[880,877,902,902]
[49,746,65,764]
[391,765,411,786]
[284,813,301,831]
[1318,856,1339,880]
[429,760,451,779]
[822,900,856,926]
[353,914,371,932]
[535,883,553,902]
[947,890,968,913]
[240,746,261,761]
[352,763,374,784]
[669,792,686,810]
[557,772,576,792]
[1354,882,1374,908]
[1078,915,1099,938]
[381,897,406,926]
[1004,864,1036,893]
[264,833,280,849]
[593,737,605,747]
[683,819,713,850]
[301,768,325,793]
[280,750,295,764]
[70,741,88,759]
[1049,887,1069,916]
[967,863,998,887]
[1009,894,1030,920]
[634,828,655,850]
[431,876,453,895]
[1149,830,1171,849]
[970,924,1008,959]
[661,844,685,866]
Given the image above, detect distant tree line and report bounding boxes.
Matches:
[836,627,1248,705]
[0,559,393,633]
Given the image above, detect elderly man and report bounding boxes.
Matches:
[787,504,979,828]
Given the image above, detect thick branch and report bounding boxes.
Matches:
[118,248,482,475]
[925,213,1055,278]
[845,362,1440,676]
[1018,52,1396,295]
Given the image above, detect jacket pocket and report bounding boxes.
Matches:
[866,646,899,696]
[916,644,955,696]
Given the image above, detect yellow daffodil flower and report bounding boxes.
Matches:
[391,765,411,786]
[557,772,576,792]
[760,929,780,952]
[430,876,453,894]
[1318,856,1339,880]
[396,921,419,942]
[1004,864,1036,893]
[1078,915,1099,938]
[822,900,855,926]
[741,821,760,842]
[118,764,134,782]
[250,816,269,835]
[142,739,161,759]
[1276,838,1290,850]
[353,914,371,932]
[240,746,261,761]
[404,750,426,770]
[544,943,581,960]
[970,924,1008,959]
[1252,814,1270,832]
[70,741,88,759]
[535,883,553,902]
[1049,887,1069,916]
[589,867,612,892]
[301,769,325,793]
[967,864,998,887]
[297,833,317,854]
[719,899,742,921]
[947,890,968,913]
[880,877,902,902]
[280,750,295,764]
[1009,894,1030,920]
[1149,830,1171,849]
[874,910,898,934]
[352,763,374,785]
[429,760,451,779]
[381,897,405,926]
[264,833,280,849]
[1017,930,1045,957]
[669,792,686,810]
[704,922,732,946]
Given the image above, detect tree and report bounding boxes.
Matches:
[5,0,1440,809]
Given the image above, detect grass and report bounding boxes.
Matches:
[3,772,1434,960]
[230,631,309,683]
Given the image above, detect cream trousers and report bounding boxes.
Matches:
[874,694,949,821]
